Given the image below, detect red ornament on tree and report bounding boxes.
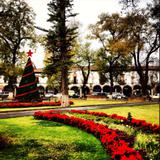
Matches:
[27,50,33,57]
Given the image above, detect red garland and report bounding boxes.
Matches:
[17,81,37,88]
[15,88,39,97]
[22,71,34,78]
[25,61,32,68]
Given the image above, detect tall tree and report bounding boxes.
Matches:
[45,0,77,107]
[124,9,159,96]
[0,0,35,91]
[95,48,131,88]
[89,13,132,94]
[74,42,95,98]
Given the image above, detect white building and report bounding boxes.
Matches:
[34,65,160,97]
[0,65,159,97]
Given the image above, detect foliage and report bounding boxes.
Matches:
[89,13,132,92]
[119,0,140,9]
[95,48,131,85]
[74,42,95,68]
[0,101,73,108]
[45,0,78,104]
[0,0,35,89]
[46,72,61,92]
[66,109,160,134]
[127,112,132,123]
[124,8,159,96]
[118,0,159,96]
[0,101,60,108]
[34,110,143,160]
[63,109,160,159]
[151,3,160,19]
[0,62,23,83]
[73,42,96,97]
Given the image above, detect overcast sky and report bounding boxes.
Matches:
[24,0,150,68]
[25,0,121,34]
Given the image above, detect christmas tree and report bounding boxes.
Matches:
[15,50,41,102]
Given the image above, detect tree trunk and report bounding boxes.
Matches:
[82,82,87,99]
[61,66,69,107]
[139,75,149,96]
[7,75,17,92]
[81,67,90,98]
[7,50,17,92]
[109,67,114,95]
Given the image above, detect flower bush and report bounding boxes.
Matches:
[34,110,143,160]
[67,110,160,134]
[0,101,73,108]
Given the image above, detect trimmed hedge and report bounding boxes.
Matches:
[0,101,73,108]
[34,110,143,160]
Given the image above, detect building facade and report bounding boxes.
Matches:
[34,66,160,97]
[0,65,159,97]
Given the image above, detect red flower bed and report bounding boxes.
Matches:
[67,110,160,134]
[0,101,73,108]
[34,110,143,160]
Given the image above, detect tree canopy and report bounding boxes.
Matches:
[0,0,35,90]
[45,0,77,106]
[124,8,159,95]
[89,13,132,93]
[74,42,96,97]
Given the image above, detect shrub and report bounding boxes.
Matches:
[34,111,143,160]
[0,101,73,108]
[67,110,160,134]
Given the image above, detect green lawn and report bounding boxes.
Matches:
[0,106,58,112]
[0,99,125,112]
[91,104,159,124]
[0,104,159,159]
[71,99,125,106]
[0,116,110,160]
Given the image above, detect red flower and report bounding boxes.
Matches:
[34,110,143,160]
[0,101,73,108]
[67,110,160,134]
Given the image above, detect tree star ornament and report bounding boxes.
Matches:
[27,50,33,57]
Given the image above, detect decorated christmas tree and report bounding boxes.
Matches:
[15,50,41,102]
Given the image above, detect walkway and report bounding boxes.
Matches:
[0,102,158,119]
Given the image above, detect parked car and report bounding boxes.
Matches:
[0,91,9,101]
[42,92,55,100]
[151,93,160,99]
[69,90,75,97]
[112,93,127,100]
[92,92,107,96]
[70,93,80,98]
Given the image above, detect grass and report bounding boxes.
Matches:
[0,104,159,159]
[91,104,159,124]
[0,99,125,112]
[0,106,58,112]
[71,99,125,106]
[0,116,110,160]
